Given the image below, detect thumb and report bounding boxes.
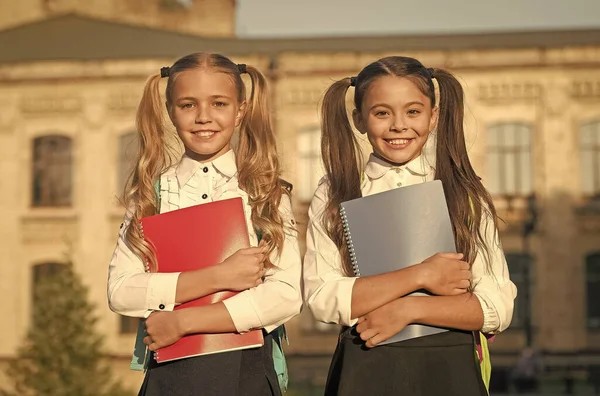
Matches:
[438,252,464,259]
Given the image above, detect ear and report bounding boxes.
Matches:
[429,106,439,132]
[235,101,247,128]
[352,109,367,135]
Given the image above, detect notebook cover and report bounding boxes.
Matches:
[340,180,456,344]
[140,197,264,363]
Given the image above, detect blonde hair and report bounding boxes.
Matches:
[123,53,288,272]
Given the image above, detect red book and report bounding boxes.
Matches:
[139,197,264,363]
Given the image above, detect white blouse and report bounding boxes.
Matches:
[303,153,517,334]
[107,150,303,334]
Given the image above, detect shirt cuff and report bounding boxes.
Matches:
[222,292,262,333]
[146,272,180,312]
[473,292,499,334]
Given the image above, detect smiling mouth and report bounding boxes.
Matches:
[192,131,218,138]
[384,138,413,147]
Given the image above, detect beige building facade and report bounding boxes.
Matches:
[1,3,600,391]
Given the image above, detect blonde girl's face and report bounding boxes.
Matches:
[354,76,438,166]
[168,69,245,162]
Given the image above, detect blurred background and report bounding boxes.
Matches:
[0,0,599,395]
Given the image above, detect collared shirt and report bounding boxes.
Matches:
[303,153,517,334]
[107,150,302,334]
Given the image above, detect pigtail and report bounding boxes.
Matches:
[432,68,498,272]
[237,65,285,268]
[123,74,174,272]
[320,78,364,276]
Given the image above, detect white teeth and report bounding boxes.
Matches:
[388,139,409,145]
[196,131,215,137]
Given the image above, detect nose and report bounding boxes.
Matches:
[390,115,408,132]
[195,105,211,124]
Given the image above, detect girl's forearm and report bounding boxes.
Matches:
[351,265,424,319]
[405,293,484,331]
[177,302,237,334]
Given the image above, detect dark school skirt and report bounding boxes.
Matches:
[325,326,488,396]
[138,331,281,396]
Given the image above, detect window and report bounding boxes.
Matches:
[32,263,66,310]
[505,253,532,329]
[118,132,139,195]
[580,122,600,197]
[486,124,532,197]
[32,262,66,285]
[586,253,600,329]
[297,127,323,201]
[32,136,73,207]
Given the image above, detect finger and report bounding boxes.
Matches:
[148,342,159,352]
[453,288,468,295]
[356,322,365,334]
[438,252,464,259]
[357,316,366,324]
[254,278,263,287]
[458,279,470,289]
[359,328,377,342]
[143,336,153,346]
[366,333,385,348]
[460,261,470,270]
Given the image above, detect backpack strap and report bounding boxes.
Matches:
[130,177,162,372]
[255,230,290,393]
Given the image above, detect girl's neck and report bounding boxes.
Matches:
[372,151,421,167]
[184,148,231,164]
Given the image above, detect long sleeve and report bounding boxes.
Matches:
[107,214,181,318]
[221,195,303,333]
[471,214,518,334]
[303,181,357,327]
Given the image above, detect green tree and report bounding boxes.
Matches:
[1,262,133,396]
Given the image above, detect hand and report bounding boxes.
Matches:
[417,253,471,296]
[218,244,267,291]
[144,310,186,351]
[356,298,413,348]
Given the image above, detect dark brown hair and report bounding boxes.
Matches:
[124,53,288,271]
[321,56,498,276]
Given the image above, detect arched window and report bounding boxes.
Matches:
[486,124,532,197]
[580,121,600,197]
[32,135,72,207]
[505,253,532,329]
[586,252,600,329]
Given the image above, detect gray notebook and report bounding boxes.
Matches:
[340,180,455,344]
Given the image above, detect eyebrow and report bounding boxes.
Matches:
[369,101,425,111]
[405,101,425,107]
[175,94,234,102]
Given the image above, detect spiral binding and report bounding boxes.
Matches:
[339,206,360,277]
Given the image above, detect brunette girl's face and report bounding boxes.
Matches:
[168,69,245,162]
[353,75,438,166]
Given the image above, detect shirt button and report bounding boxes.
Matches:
[395,168,402,173]
[203,167,209,173]
[202,194,208,199]
[159,304,165,310]
[397,182,402,187]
